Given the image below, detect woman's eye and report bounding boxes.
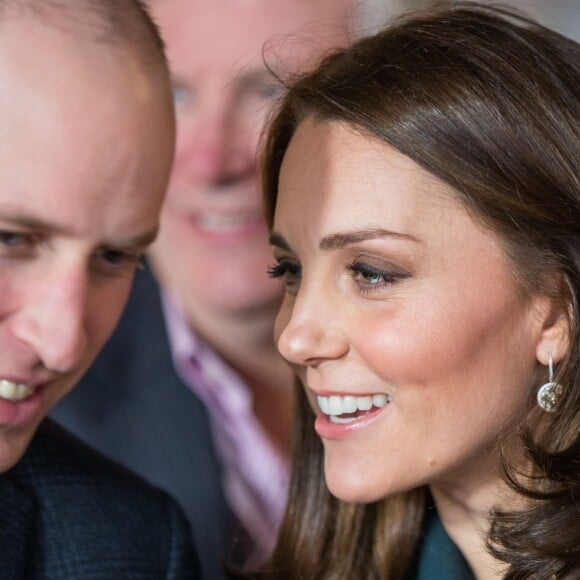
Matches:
[267,260,302,290]
[348,262,406,290]
[358,269,384,285]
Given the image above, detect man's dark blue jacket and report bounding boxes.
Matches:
[52,266,236,580]
[0,419,199,579]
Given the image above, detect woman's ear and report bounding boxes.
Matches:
[534,279,571,366]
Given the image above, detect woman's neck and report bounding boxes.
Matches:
[430,459,514,580]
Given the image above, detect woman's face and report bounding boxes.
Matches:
[271,118,551,503]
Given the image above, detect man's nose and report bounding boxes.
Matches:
[276,289,349,368]
[13,264,89,374]
[175,101,255,185]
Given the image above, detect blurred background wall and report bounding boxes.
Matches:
[361,0,579,41]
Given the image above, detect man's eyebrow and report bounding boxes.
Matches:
[0,212,159,248]
[0,213,70,235]
[319,229,422,250]
[112,227,159,249]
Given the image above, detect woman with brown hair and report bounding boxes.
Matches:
[231,3,580,579]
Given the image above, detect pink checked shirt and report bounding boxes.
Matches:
[161,292,290,564]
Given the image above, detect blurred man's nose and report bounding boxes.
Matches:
[13,263,90,374]
[174,99,255,186]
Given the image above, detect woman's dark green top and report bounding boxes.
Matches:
[406,509,475,580]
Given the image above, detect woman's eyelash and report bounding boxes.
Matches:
[267,260,301,279]
[266,263,285,278]
[267,260,302,286]
[267,258,406,294]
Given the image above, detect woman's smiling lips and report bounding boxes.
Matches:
[309,390,393,440]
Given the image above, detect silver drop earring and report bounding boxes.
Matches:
[537,353,563,413]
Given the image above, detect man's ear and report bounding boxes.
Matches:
[534,278,571,367]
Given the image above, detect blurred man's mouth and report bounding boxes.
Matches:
[193,210,266,235]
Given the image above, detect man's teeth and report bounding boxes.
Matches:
[0,380,34,402]
[197,212,258,232]
[317,393,391,423]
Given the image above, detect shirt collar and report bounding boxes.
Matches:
[160,290,251,414]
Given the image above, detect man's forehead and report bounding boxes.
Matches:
[157,0,353,78]
[156,0,353,40]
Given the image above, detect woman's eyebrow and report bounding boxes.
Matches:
[269,232,291,251]
[320,229,423,250]
[269,228,422,253]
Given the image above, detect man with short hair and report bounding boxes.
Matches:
[53,1,355,578]
[0,0,198,576]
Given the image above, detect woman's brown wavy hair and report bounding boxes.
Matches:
[235,3,579,578]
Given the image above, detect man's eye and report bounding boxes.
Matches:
[0,231,37,258]
[172,83,193,108]
[0,231,32,246]
[256,82,283,102]
[94,248,144,274]
[101,250,127,265]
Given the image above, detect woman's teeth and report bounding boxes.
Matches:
[0,380,34,402]
[317,393,391,424]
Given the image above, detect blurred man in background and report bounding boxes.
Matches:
[53,1,355,577]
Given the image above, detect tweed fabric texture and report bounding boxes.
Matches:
[1,420,199,579]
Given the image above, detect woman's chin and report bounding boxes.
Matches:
[325,472,394,505]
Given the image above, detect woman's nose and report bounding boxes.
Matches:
[275,290,349,368]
